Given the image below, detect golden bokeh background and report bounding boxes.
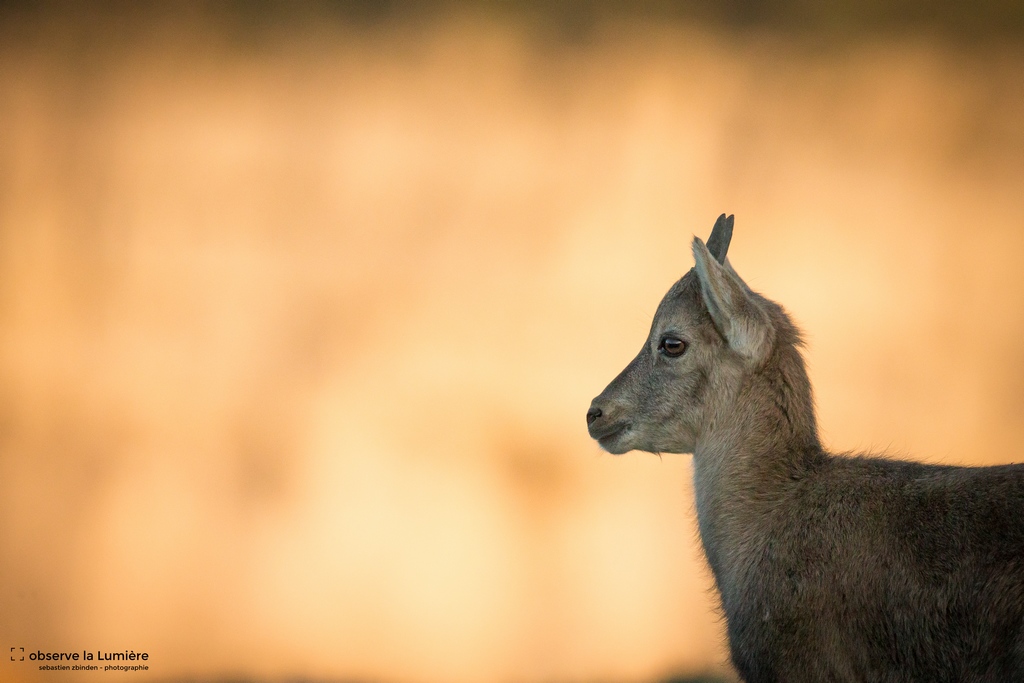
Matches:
[1,3,1023,682]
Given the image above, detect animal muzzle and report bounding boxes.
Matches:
[586,398,630,443]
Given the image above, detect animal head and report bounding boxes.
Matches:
[586,214,790,455]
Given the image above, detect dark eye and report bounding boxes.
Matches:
[659,336,687,357]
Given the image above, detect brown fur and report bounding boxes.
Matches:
[587,215,1024,682]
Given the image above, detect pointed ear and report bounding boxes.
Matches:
[705,213,734,265]
[692,237,773,365]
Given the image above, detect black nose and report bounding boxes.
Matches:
[586,406,602,425]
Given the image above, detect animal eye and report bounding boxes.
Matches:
[659,336,687,357]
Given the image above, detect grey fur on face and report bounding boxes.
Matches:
[587,215,1024,683]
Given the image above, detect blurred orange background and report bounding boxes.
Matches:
[1,3,1023,682]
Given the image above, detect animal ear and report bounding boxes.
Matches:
[692,236,773,365]
[705,213,734,265]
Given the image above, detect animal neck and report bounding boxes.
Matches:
[691,343,822,582]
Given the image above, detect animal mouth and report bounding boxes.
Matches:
[592,422,631,452]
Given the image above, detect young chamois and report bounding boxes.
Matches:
[586,215,1024,683]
